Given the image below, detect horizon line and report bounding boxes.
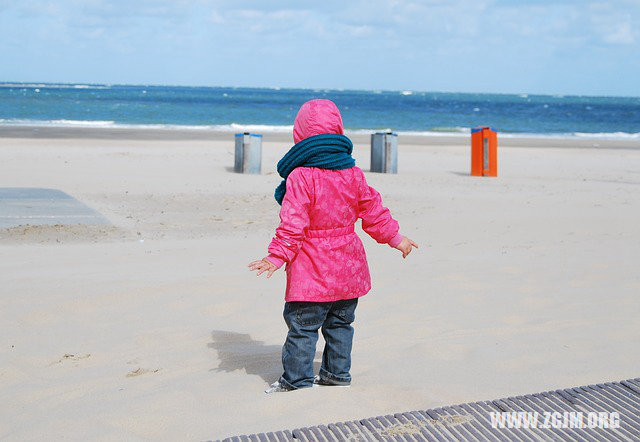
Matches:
[1,80,638,100]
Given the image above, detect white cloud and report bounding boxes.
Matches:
[589,4,638,45]
[346,25,373,37]
[209,10,224,24]
[603,22,636,44]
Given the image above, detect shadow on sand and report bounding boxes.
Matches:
[208,330,321,385]
[448,170,470,177]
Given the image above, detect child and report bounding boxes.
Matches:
[248,99,417,393]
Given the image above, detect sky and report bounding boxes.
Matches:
[0,0,639,96]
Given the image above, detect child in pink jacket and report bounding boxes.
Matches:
[249,99,417,393]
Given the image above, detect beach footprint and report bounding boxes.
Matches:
[125,367,161,378]
[50,353,91,366]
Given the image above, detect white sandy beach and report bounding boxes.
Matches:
[1,130,639,440]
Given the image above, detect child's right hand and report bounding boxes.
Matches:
[248,257,278,278]
[395,237,419,258]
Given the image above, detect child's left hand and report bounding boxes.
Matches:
[248,258,278,278]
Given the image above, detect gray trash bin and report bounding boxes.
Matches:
[234,133,262,174]
[370,132,398,173]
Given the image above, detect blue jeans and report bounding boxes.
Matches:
[279,298,358,389]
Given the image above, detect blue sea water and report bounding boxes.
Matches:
[1,83,639,138]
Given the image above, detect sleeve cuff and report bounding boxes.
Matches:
[388,233,404,248]
[265,254,285,269]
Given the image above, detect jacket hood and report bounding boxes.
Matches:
[293,99,344,144]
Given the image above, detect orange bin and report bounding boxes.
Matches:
[471,126,498,177]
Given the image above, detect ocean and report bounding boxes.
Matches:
[1,83,639,139]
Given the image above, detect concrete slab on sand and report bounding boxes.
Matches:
[0,187,109,228]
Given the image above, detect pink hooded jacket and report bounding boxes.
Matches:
[266,99,403,302]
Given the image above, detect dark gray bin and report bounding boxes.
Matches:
[370,132,398,173]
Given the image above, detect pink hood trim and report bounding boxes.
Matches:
[293,99,344,144]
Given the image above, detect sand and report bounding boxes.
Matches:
[0,128,639,440]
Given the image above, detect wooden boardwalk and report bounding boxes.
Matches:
[220,377,640,441]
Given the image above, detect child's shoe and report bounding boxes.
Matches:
[313,375,351,387]
[264,380,294,394]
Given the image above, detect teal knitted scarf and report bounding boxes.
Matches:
[274,134,355,205]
